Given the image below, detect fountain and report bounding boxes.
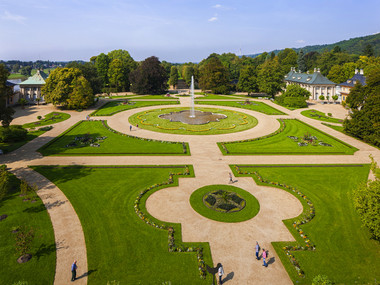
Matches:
[158,75,227,125]
[190,75,195,118]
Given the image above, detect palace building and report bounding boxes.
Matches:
[284,67,337,101]
[337,69,366,102]
[19,70,48,104]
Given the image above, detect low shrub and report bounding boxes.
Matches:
[0,125,28,143]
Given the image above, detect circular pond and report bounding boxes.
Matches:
[190,185,260,223]
[129,107,258,135]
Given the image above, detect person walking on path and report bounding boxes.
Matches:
[262,249,267,267]
[129,125,132,131]
[255,241,260,260]
[217,263,224,285]
[229,173,233,183]
[71,260,78,281]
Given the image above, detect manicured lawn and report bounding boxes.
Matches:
[129,107,258,135]
[301,109,344,124]
[38,120,189,156]
[190,185,260,222]
[23,112,71,129]
[196,100,286,115]
[32,166,214,285]
[233,164,379,284]
[0,129,46,154]
[91,100,179,116]
[322,123,344,132]
[219,119,357,155]
[0,171,56,284]
[132,95,180,99]
[196,94,239,100]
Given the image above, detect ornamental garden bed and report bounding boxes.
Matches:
[190,185,259,222]
[38,120,189,156]
[90,100,179,116]
[129,107,258,135]
[218,119,357,155]
[196,100,286,115]
[232,164,379,284]
[22,112,71,129]
[32,165,213,284]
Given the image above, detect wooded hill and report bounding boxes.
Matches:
[247,33,380,58]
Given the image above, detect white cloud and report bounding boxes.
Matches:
[296,39,306,44]
[213,4,222,8]
[208,16,218,22]
[1,10,26,23]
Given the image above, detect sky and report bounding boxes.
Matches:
[0,0,379,63]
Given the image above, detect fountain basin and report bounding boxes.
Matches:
[159,110,227,125]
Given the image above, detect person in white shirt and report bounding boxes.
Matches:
[217,263,224,285]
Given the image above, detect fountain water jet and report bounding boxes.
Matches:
[189,76,195,118]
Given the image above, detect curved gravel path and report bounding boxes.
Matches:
[1,97,379,284]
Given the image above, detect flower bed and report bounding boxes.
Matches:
[234,165,318,278]
[133,166,207,279]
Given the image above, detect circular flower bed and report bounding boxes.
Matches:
[190,185,260,223]
[129,107,258,135]
[203,190,245,213]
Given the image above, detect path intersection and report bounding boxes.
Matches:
[1,95,379,285]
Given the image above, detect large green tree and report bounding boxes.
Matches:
[108,59,130,91]
[257,57,284,99]
[275,84,310,108]
[237,65,258,94]
[297,49,307,73]
[344,66,380,147]
[182,65,195,86]
[198,55,230,94]
[353,157,380,240]
[129,56,168,95]
[168,66,179,88]
[278,48,298,74]
[95,53,110,87]
[0,64,15,127]
[66,61,102,94]
[42,67,94,109]
[327,62,356,84]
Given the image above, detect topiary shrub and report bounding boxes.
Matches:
[0,125,27,143]
[282,97,308,108]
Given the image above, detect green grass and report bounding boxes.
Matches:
[0,172,56,285]
[131,95,180,100]
[38,120,189,156]
[129,107,258,135]
[8,73,27,80]
[32,166,214,284]
[91,100,179,116]
[322,123,344,132]
[233,164,379,284]
[190,185,260,222]
[196,100,286,115]
[0,129,45,154]
[219,119,357,155]
[23,112,71,129]
[196,94,238,100]
[301,109,344,124]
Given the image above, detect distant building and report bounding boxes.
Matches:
[337,69,366,102]
[19,70,48,104]
[284,67,337,101]
[5,80,21,107]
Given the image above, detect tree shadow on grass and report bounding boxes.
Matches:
[35,243,56,260]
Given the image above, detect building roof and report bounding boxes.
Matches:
[338,73,366,87]
[6,80,16,87]
[284,68,336,85]
[19,70,48,86]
